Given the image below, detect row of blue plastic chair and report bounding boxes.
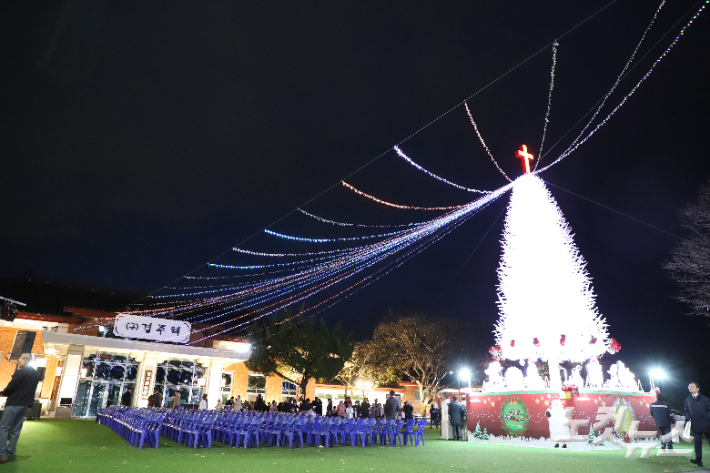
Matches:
[97,407,428,450]
[97,406,164,449]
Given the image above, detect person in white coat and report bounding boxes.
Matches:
[198,394,208,410]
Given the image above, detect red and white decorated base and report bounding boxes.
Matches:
[466,389,658,450]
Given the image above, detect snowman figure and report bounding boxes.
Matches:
[545,399,571,448]
[607,361,624,389]
[525,362,546,389]
[585,358,604,388]
[504,366,525,390]
[484,361,504,389]
[621,366,638,391]
[570,365,584,388]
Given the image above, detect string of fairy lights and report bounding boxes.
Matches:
[538,0,710,172]
[464,101,513,183]
[99,1,706,343]
[393,146,492,194]
[535,42,558,168]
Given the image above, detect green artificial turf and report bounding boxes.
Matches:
[6,419,708,473]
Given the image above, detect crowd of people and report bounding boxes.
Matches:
[212,390,418,421]
[143,389,445,425]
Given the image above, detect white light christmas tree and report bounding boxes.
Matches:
[493,174,610,380]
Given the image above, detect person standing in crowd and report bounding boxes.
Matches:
[385,390,399,421]
[685,381,710,467]
[403,401,414,421]
[449,395,465,441]
[361,397,370,419]
[198,394,208,410]
[215,399,224,411]
[153,388,163,408]
[270,400,278,413]
[371,399,379,419]
[314,397,323,416]
[147,391,156,407]
[337,400,346,417]
[225,396,235,407]
[234,395,242,411]
[121,387,133,407]
[650,390,675,449]
[326,398,333,416]
[430,404,440,429]
[299,398,312,414]
[170,390,181,408]
[254,394,266,411]
[0,353,42,464]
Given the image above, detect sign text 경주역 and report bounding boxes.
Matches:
[113,314,191,343]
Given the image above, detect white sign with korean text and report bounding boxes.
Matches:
[114,314,191,343]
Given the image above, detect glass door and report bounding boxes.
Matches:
[88,381,109,416]
[71,353,140,417]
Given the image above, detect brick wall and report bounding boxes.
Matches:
[0,327,56,399]
[225,362,249,399]
[265,375,282,404]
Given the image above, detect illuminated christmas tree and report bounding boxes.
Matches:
[493,174,610,387]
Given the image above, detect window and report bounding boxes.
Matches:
[281,381,296,402]
[153,358,206,407]
[221,372,233,403]
[246,375,266,402]
[71,352,139,417]
[415,389,428,402]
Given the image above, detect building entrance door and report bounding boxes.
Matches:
[71,353,139,417]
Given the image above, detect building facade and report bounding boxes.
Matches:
[0,278,425,417]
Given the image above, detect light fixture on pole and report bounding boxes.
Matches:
[356,379,372,398]
[649,369,665,391]
[459,368,471,398]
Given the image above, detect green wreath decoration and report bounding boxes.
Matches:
[498,394,531,437]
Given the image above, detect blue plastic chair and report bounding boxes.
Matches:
[413,419,427,446]
[283,419,305,449]
[403,419,415,445]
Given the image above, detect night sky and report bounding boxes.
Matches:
[2,1,709,404]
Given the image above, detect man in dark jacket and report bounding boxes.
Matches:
[430,405,440,429]
[403,401,414,421]
[384,390,399,421]
[449,395,466,441]
[326,398,333,416]
[360,398,370,419]
[650,392,675,449]
[685,381,710,467]
[121,388,133,406]
[0,353,42,463]
[299,398,312,414]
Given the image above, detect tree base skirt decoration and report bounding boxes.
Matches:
[465,389,657,450]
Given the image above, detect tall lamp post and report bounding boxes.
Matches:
[649,369,665,392]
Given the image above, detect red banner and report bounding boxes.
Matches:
[467,390,657,443]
